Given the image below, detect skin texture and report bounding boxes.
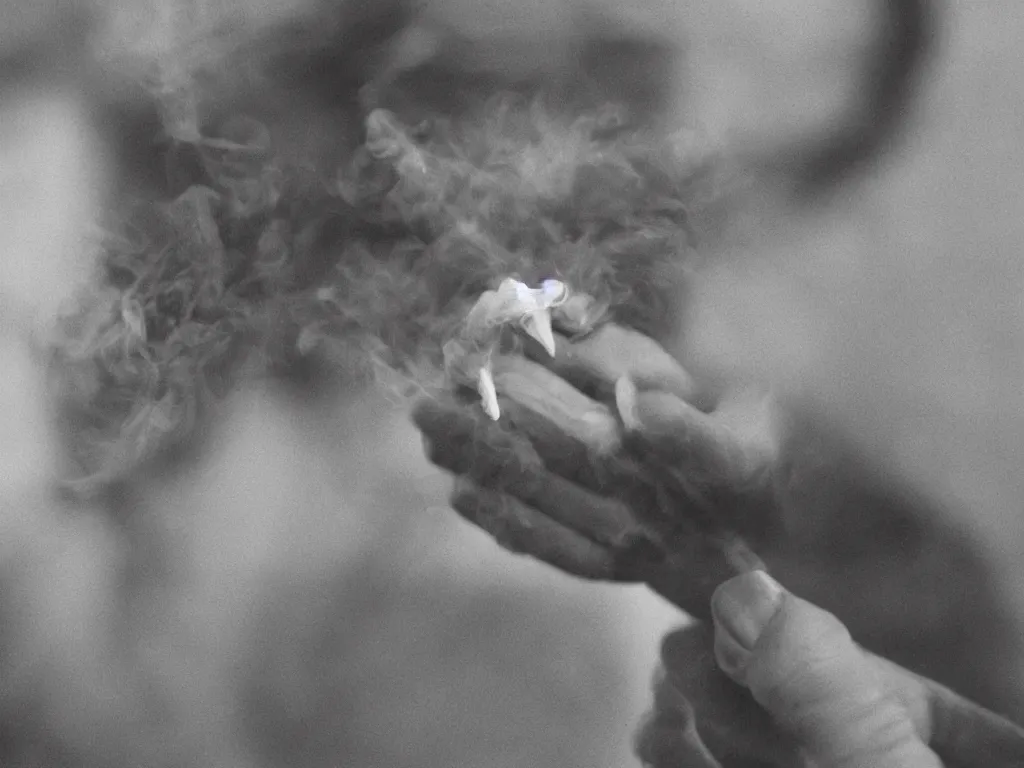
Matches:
[8,0,1015,765]
[413,322,1024,765]
[641,573,1024,767]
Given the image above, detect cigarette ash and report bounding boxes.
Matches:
[48,59,724,497]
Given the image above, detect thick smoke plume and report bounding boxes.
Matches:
[49,30,725,495]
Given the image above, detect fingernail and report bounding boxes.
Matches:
[711,570,784,652]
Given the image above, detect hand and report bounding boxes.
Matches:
[637,570,1024,768]
[412,322,782,619]
[413,322,1024,767]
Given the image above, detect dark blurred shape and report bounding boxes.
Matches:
[85,0,937,212]
[367,24,679,130]
[768,407,1024,722]
[0,0,88,84]
[259,0,414,102]
[786,0,936,200]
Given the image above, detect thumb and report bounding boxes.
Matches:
[710,570,942,768]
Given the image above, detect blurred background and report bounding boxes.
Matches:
[1,0,1024,766]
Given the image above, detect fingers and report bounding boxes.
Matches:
[524,323,700,404]
[415,389,577,479]
[623,391,746,480]
[490,355,621,456]
[493,392,639,495]
[711,571,943,768]
[620,390,779,544]
[449,478,620,581]
[412,385,762,610]
[625,391,773,485]
[412,397,654,551]
[412,395,546,496]
[623,396,773,547]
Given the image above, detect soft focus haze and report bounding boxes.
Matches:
[680,1,1024,660]
[2,0,1024,765]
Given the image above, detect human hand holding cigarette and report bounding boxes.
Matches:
[418,284,780,619]
[413,286,1024,767]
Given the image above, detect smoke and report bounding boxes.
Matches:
[50,64,724,495]
[11,1,1024,765]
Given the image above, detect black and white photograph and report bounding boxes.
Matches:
[1,1,1023,765]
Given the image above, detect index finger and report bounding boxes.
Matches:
[411,396,654,550]
[523,324,701,405]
